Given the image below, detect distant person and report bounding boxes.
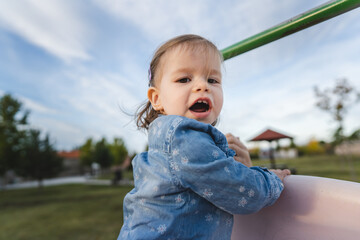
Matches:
[112,166,122,185]
[118,34,290,239]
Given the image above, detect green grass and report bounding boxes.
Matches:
[0,184,132,240]
[1,155,360,240]
[253,155,360,183]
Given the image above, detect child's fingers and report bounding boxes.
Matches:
[229,144,249,161]
[270,169,291,181]
[228,143,243,155]
[226,133,247,150]
[235,137,248,150]
[227,134,247,149]
[229,145,252,167]
[282,169,291,175]
[226,133,237,143]
[226,133,253,167]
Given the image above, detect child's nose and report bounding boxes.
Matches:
[193,79,209,92]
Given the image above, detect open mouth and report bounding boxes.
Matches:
[189,100,210,112]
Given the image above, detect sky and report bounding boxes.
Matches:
[0,0,359,153]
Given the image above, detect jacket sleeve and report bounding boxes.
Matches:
[168,119,284,215]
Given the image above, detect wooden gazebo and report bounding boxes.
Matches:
[249,128,293,168]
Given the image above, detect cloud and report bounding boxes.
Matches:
[20,96,58,115]
[218,7,360,147]
[0,0,91,63]
[62,69,142,117]
[0,91,56,116]
[54,68,148,151]
[29,116,85,149]
[93,0,277,43]
[1,0,359,153]
[92,0,329,49]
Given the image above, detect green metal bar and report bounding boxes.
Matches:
[221,0,360,60]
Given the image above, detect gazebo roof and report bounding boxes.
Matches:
[249,129,293,142]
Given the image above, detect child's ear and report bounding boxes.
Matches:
[147,87,163,111]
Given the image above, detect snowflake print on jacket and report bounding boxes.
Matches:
[118,116,284,240]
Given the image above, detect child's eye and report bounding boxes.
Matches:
[208,78,219,84]
[177,78,191,83]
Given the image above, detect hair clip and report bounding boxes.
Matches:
[148,68,152,87]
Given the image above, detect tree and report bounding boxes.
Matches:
[109,138,128,166]
[94,138,113,168]
[0,94,29,178]
[79,137,129,173]
[347,128,360,141]
[79,138,95,167]
[18,129,63,188]
[306,138,326,155]
[314,78,360,145]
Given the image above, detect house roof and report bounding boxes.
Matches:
[249,129,293,142]
[57,150,80,159]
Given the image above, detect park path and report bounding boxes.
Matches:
[2,176,133,190]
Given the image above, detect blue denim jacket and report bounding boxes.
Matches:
[118,115,284,240]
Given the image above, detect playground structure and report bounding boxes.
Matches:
[222,1,360,239]
[231,175,360,240]
[221,0,360,60]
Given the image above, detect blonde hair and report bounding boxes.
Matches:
[136,34,223,130]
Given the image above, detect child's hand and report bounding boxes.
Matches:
[270,169,291,182]
[226,133,252,167]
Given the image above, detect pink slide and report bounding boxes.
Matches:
[231,175,360,240]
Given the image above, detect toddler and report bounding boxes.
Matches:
[118,34,290,240]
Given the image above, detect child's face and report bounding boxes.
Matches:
[148,46,223,125]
